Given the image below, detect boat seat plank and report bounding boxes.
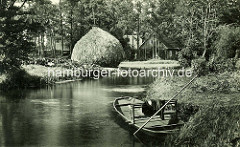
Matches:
[163,111,176,114]
[115,103,143,107]
[134,116,161,121]
[135,120,169,128]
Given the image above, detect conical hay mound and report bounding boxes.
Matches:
[71,27,125,67]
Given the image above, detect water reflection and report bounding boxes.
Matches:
[0,76,156,146]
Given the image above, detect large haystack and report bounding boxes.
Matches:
[71,27,125,67]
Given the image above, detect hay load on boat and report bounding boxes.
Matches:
[71,27,125,67]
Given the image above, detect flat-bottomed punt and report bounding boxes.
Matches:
[113,97,184,136]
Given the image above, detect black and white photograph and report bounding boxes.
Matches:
[0,0,239,146]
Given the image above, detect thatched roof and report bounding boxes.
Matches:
[71,27,125,67]
[157,33,183,49]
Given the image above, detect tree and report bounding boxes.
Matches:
[0,0,35,71]
[215,26,240,59]
[61,0,82,55]
[60,0,137,59]
[219,0,240,26]
[169,0,228,62]
[29,0,60,57]
[104,0,136,60]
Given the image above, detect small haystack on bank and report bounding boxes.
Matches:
[71,27,125,67]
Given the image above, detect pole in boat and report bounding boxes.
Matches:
[133,75,198,136]
[131,101,135,124]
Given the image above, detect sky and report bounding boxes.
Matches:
[51,0,60,4]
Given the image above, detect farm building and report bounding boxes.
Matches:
[124,33,182,60]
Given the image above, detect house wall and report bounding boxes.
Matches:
[123,35,143,50]
[165,49,179,60]
[125,34,180,60]
[140,37,180,60]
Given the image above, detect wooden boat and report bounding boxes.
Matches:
[113,96,184,136]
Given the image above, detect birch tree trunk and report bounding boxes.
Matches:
[60,0,64,56]
[40,33,45,57]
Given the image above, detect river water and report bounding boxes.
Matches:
[0,76,159,146]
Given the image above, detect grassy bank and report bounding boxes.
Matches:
[163,102,240,146]
[146,71,240,104]
[146,71,240,146]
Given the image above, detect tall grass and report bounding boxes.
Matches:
[164,99,240,146]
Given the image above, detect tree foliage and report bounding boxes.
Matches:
[0,0,35,72]
[147,0,240,65]
[1,0,240,71]
[215,26,240,59]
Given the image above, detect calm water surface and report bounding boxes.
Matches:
[0,76,158,147]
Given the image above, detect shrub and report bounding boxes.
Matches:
[208,58,237,73]
[0,68,41,90]
[215,26,240,59]
[236,59,240,70]
[178,47,193,67]
[191,57,208,75]
[178,56,190,68]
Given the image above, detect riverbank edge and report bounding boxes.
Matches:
[0,64,101,91]
[0,59,182,91]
